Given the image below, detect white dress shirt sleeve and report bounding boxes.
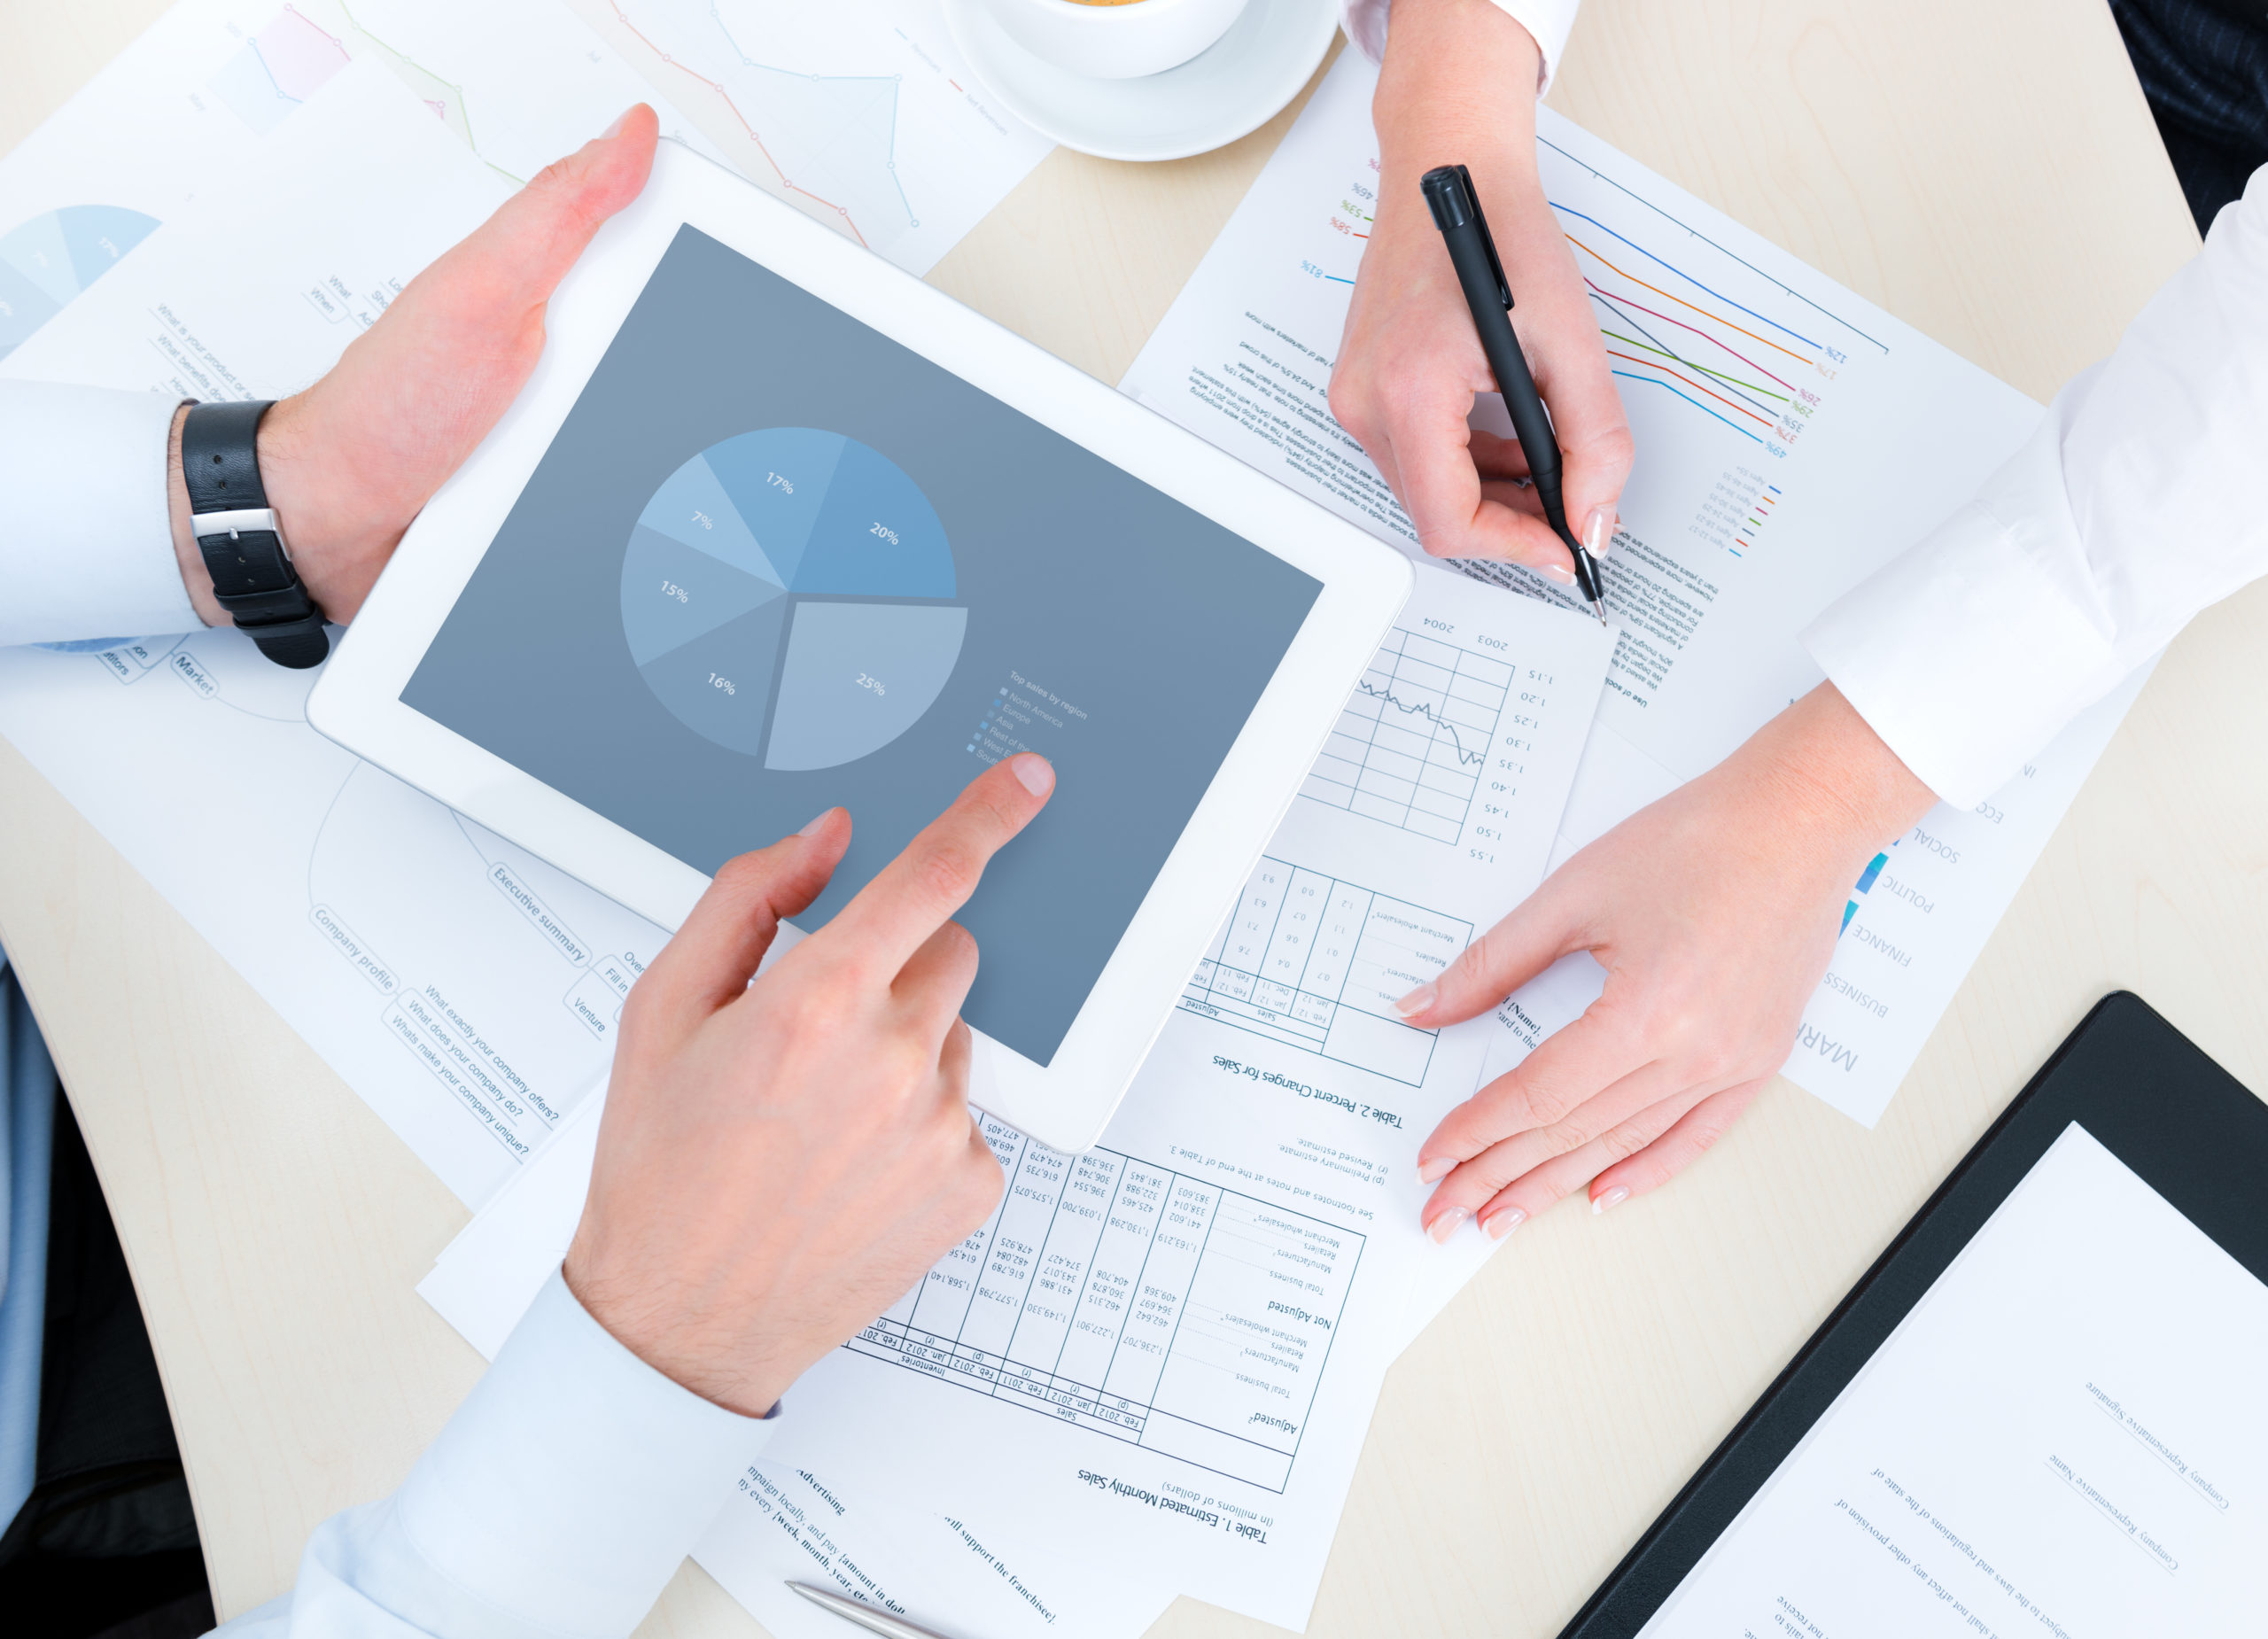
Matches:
[214,1270,775,1639]
[1804,167,2268,806]
[0,383,200,649]
[1341,0,1583,90]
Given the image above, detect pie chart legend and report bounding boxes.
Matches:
[622,428,967,769]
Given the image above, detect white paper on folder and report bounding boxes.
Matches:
[1119,49,2151,1130]
[1641,1124,2268,1635]
[0,64,668,1206]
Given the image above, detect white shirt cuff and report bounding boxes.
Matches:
[1800,389,2117,806]
[325,1270,775,1638]
[0,384,199,649]
[1341,0,1580,90]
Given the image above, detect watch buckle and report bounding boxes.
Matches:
[193,507,284,544]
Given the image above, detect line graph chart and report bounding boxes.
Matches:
[1302,626,1514,845]
[205,0,696,186]
[578,0,1050,274]
[1534,130,1889,555]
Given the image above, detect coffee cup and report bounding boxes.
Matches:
[979,0,1253,80]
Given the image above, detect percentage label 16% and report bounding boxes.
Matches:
[708,673,736,696]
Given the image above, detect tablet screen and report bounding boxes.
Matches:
[1640,1122,2268,1634]
[402,226,1321,1066]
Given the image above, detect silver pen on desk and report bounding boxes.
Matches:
[788,1581,955,1639]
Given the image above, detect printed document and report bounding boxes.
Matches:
[1120,50,2150,1126]
[0,0,723,369]
[423,564,1616,1630]
[0,66,663,1204]
[561,0,1054,272]
[1642,1124,2268,1635]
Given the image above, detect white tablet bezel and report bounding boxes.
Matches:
[308,143,1411,1153]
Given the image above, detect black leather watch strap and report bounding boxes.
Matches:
[183,400,330,669]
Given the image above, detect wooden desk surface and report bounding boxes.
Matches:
[1,3,2239,1634]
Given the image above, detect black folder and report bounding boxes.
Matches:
[1559,991,2268,1636]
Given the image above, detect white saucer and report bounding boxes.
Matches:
[943,0,1340,163]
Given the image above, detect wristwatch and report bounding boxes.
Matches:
[183,399,330,669]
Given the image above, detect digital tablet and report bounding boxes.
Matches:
[1564,992,2268,1635]
[308,143,1411,1152]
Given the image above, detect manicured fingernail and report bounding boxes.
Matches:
[1583,507,1615,558]
[1427,1207,1472,1245]
[1416,1155,1454,1185]
[602,107,633,139]
[798,808,835,837]
[1484,1207,1526,1240]
[1393,982,1435,1019]
[1539,561,1576,586]
[1010,753,1054,796]
[1592,1185,1630,1215]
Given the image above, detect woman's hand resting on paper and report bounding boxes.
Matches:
[1395,685,1938,1240]
[565,753,1059,1418]
[1329,0,1629,579]
[166,105,663,626]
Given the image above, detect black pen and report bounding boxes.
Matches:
[1420,163,1608,625]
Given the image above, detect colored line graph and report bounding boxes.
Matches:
[1536,133,1889,357]
[1612,370,1766,444]
[1563,225,1814,363]
[1555,207,1821,353]
[1586,284,1798,392]
[206,4,531,183]
[1605,349,1775,429]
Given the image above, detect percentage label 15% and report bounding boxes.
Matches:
[658,579,688,603]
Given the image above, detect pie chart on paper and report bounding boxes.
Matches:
[621,428,968,770]
[0,205,161,360]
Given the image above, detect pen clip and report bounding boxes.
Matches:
[1454,164,1515,312]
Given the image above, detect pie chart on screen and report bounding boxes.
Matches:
[621,428,968,770]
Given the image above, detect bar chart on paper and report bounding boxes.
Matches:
[847,1115,1363,1492]
[1180,854,1470,1086]
[1303,626,1515,847]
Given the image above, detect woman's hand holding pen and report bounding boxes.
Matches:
[1330,0,1629,578]
[1395,685,1936,1237]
